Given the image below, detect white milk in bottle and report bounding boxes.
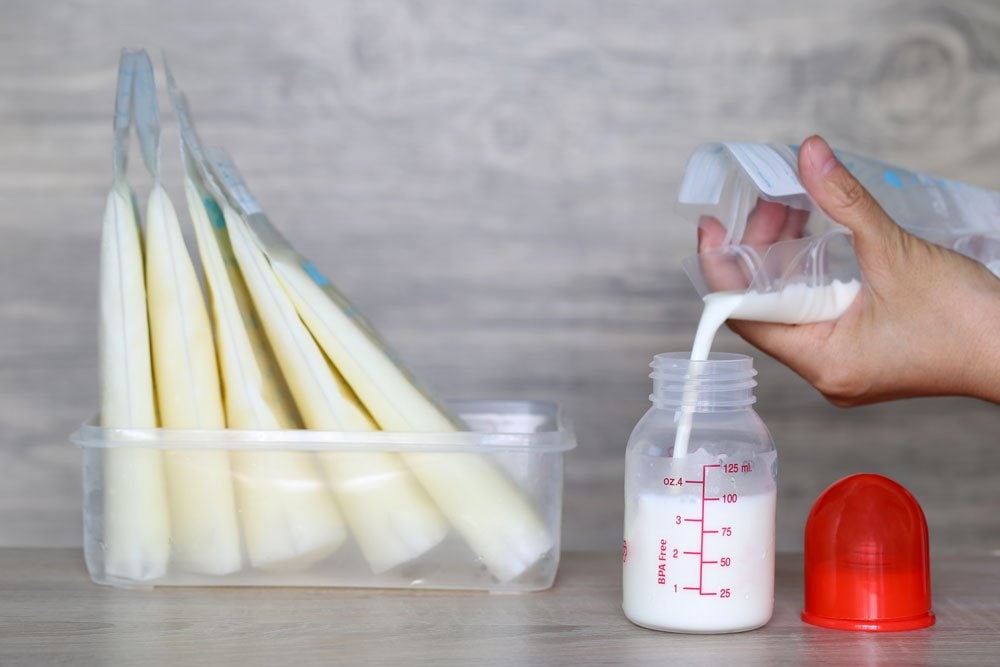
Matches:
[623,279,859,633]
[623,353,778,633]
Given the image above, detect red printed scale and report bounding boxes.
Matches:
[622,459,775,633]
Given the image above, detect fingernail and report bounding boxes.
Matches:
[805,136,838,177]
[697,216,712,250]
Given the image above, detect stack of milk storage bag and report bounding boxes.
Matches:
[75,49,575,591]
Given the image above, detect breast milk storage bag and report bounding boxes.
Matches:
[76,50,577,592]
[678,142,1000,323]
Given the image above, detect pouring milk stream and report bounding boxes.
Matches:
[672,279,860,458]
[625,278,859,633]
[623,139,1000,634]
[672,140,1000,459]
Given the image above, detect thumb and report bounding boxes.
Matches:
[798,135,903,262]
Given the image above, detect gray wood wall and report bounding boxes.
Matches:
[2,0,998,554]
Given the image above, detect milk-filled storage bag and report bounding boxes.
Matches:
[678,142,1000,324]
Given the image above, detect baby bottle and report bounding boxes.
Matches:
[623,352,777,633]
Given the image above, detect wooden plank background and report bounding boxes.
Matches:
[1,0,998,554]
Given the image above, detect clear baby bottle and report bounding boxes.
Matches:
[622,352,777,633]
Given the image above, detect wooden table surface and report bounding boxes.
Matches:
[1,549,998,666]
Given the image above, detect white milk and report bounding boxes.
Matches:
[623,489,777,633]
[711,279,862,325]
[672,279,861,457]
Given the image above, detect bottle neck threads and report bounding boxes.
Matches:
[650,352,757,410]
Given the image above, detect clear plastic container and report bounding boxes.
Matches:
[622,353,777,633]
[71,400,576,591]
[677,142,1000,321]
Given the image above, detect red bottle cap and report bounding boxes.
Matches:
[802,474,934,632]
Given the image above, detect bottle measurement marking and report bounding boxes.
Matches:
[656,460,754,596]
[672,462,746,597]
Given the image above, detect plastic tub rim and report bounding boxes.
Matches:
[70,399,578,454]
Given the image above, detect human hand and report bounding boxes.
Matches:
[697,135,1000,406]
